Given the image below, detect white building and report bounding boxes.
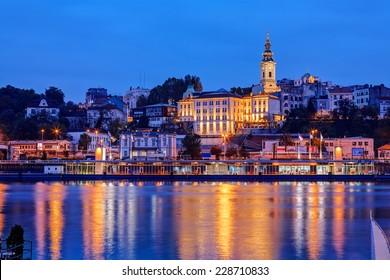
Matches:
[329,86,353,112]
[26,98,60,119]
[378,144,390,160]
[261,136,374,160]
[379,97,390,118]
[350,85,370,108]
[67,130,110,153]
[123,87,150,110]
[87,104,126,129]
[119,130,177,160]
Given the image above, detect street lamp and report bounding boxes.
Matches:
[222,134,228,160]
[41,129,45,141]
[53,128,60,140]
[309,129,318,159]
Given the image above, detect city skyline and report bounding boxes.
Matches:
[1,0,390,102]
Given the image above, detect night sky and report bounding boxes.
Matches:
[1,0,389,102]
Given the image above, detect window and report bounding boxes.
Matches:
[144,138,148,146]
[216,123,220,131]
[196,102,200,106]
[364,141,369,146]
[352,142,356,146]
[358,142,362,146]
[209,101,213,106]
[216,101,220,105]
[262,72,265,78]
[330,143,334,146]
[269,72,272,78]
[216,108,220,113]
[223,123,227,131]
[203,101,207,106]
[202,123,207,133]
[203,109,207,114]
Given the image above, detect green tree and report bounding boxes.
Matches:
[182,134,202,159]
[147,75,202,105]
[279,134,295,151]
[45,87,65,105]
[210,145,222,160]
[225,147,238,159]
[239,146,249,159]
[6,224,24,259]
[136,95,148,107]
[108,118,124,140]
[78,133,91,151]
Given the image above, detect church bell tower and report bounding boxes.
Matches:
[260,32,280,93]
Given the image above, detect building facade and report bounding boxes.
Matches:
[130,103,177,128]
[123,87,150,110]
[9,140,72,160]
[329,86,353,112]
[26,98,60,119]
[177,33,282,136]
[119,130,177,160]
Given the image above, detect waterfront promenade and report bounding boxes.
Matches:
[0,159,389,182]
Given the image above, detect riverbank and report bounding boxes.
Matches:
[1,173,390,182]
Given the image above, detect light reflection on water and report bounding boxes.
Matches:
[0,181,389,260]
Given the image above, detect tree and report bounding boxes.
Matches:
[138,116,150,128]
[210,145,222,160]
[136,95,148,107]
[45,87,65,105]
[182,134,202,159]
[147,75,202,105]
[78,133,91,151]
[108,118,124,140]
[225,147,238,159]
[279,134,295,147]
[6,224,24,259]
[239,146,249,159]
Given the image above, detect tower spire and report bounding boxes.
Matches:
[262,32,273,62]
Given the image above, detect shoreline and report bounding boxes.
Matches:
[1,173,390,183]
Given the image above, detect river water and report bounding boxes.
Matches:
[0,181,389,260]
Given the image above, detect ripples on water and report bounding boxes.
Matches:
[0,181,389,260]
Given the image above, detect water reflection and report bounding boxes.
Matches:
[174,182,281,259]
[82,183,105,259]
[306,182,325,259]
[1,181,389,260]
[333,183,345,259]
[0,183,7,237]
[48,183,66,260]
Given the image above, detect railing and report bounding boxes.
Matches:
[0,239,32,260]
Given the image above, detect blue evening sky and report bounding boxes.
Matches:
[1,0,389,102]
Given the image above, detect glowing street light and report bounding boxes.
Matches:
[222,134,228,160]
[41,129,45,141]
[53,128,60,140]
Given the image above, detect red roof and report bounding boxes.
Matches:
[378,144,390,150]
